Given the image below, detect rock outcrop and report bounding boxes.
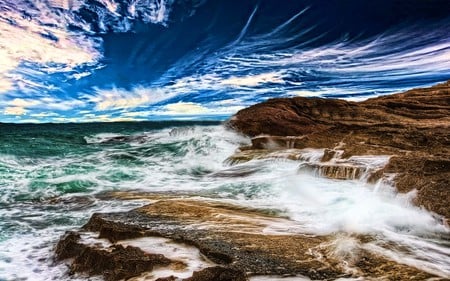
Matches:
[55,194,439,280]
[227,81,450,219]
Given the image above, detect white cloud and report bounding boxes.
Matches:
[4,97,85,112]
[0,4,101,93]
[0,75,14,93]
[85,86,177,111]
[15,118,40,123]
[164,102,207,115]
[30,112,60,117]
[4,106,27,115]
[10,98,40,107]
[220,72,284,87]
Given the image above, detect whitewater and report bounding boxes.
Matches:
[0,122,448,280]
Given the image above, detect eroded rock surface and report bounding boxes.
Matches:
[55,196,440,280]
[227,81,450,218]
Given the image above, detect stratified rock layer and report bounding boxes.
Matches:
[227,81,450,218]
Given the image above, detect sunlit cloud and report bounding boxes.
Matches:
[164,102,207,115]
[0,75,14,93]
[84,86,177,111]
[0,2,101,93]
[220,72,285,87]
[15,118,40,123]
[10,98,40,108]
[4,107,27,115]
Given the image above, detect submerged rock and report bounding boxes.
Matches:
[227,81,450,218]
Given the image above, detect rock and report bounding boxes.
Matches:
[55,231,171,281]
[155,276,178,281]
[55,196,439,280]
[321,148,337,162]
[299,163,367,180]
[155,266,247,281]
[71,244,171,281]
[184,266,247,281]
[55,231,83,260]
[227,81,450,218]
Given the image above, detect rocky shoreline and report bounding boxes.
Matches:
[227,81,450,220]
[55,194,441,281]
[55,81,450,280]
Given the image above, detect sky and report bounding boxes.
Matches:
[1,0,450,123]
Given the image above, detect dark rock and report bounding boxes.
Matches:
[156,276,178,281]
[55,231,83,260]
[184,266,247,281]
[70,244,171,281]
[83,212,146,243]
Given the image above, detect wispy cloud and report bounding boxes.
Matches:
[164,102,207,115]
[0,1,101,94]
[84,86,177,111]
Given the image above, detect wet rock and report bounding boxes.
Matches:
[71,244,171,281]
[184,266,247,281]
[227,81,450,218]
[56,231,171,281]
[155,276,178,281]
[83,212,146,243]
[299,163,366,180]
[56,197,440,280]
[321,148,337,162]
[55,231,83,260]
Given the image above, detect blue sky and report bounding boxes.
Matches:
[1,0,450,123]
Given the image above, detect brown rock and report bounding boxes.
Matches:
[321,148,337,162]
[55,231,83,260]
[184,266,247,281]
[63,197,438,280]
[55,231,171,281]
[227,81,450,218]
[73,244,170,281]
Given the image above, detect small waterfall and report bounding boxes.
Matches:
[298,150,391,182]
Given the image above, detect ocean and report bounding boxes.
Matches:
[0,122,449,280]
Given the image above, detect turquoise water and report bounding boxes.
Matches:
[0,121,239,280]
[0,122,449,280]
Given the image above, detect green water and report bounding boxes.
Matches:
[1,121,449,280]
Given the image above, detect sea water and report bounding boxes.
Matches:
[0,122,448,280]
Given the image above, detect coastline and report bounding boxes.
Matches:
[227,80,450,220]
[54,81,450,280]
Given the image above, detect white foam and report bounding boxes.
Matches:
[122,237,215,280]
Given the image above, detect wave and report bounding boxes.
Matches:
[0,123,449,279]
[0,0,449,122]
